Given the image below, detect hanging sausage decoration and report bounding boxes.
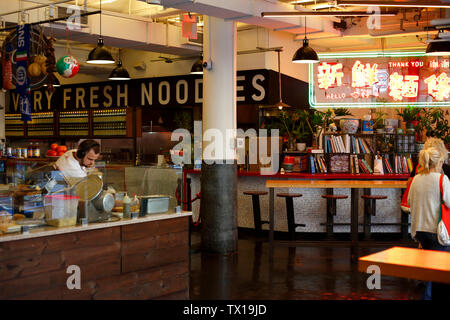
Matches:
[45,36,57,93]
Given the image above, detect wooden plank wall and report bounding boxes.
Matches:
[0,217,189,300]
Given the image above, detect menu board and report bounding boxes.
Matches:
[309,52,450,108]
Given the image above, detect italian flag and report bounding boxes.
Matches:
[16,51,27,61]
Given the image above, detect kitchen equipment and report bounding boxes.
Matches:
[44,194,79,227]
[139,195,170,216]
[74,175,115,223]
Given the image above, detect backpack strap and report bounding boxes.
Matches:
[440,174,444,197]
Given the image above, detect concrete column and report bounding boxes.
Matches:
[200,16,238,254]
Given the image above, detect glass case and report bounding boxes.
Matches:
[0,159,184,233]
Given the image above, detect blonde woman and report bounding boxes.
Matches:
[409,138,450,179]
[408,147,450,300]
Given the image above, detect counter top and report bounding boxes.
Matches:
[184,169,409,180]
[0,211,192,243]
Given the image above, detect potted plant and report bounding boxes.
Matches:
[396,106,421,133]
[420,108,450,147]
[264,110,310,151]
[372,109,387,134]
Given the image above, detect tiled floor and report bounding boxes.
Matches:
[189,232,423,300]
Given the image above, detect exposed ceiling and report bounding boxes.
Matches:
[0,0,448,54]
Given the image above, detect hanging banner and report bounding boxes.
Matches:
[16,24,32,121]
[309,52,450,108]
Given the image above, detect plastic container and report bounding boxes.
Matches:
[123,193,131,218]
[44,195,80,227]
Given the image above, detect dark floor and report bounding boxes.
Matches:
[189,231,423,300]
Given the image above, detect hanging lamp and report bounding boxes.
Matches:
[425,30,450,56]
[273,48,292,110]
[86,0,115,64]
[109,50,131,80]
[190,56,203,74]
[292,17,319,64]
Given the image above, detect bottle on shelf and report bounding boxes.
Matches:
[34,142,40,158]
[27,143,34,158]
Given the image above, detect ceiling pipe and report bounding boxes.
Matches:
[0,0,73,17]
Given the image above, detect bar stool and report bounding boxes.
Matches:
[361,194,388,240]
[243,191,269,233]
[277,193,306,240]
[321,194,348,239]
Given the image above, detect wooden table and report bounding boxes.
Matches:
[358,247,450,284]
[266,180,408,262]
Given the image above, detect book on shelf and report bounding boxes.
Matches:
[307,148,324,154]
[353,155,360,174]
[309,155,316,174]
[358,158,368,173]
[407,156,413,172]
[319,155,328,173]
[361,158,373,174]
[344,134,351,153]
[383,156,393,174]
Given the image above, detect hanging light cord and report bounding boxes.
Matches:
[278,49,282,103]
[100,0,102,37]
[304,16,307,40]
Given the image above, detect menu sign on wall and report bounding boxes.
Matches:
[309,52,450,108]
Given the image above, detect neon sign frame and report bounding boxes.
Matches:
[308,51,450,108]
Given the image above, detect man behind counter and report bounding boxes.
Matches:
[55,139,101,181]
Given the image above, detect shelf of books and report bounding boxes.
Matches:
[305,133,416,176]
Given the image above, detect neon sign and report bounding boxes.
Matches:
[309,52,450,108]
[317,62,344,89]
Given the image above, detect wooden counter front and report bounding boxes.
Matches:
[0,215,190,300]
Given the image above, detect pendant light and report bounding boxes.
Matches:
[86,0,115,64]
[109,50,131,80]
[292,17,319,64]
[425,31,450,56]
[273,48,292,110]
[190,55,203,74]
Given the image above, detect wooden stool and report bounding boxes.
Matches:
[277,193,305,240]
[321,194,348,239]
[361,194,388,240]
[243,191,269,233]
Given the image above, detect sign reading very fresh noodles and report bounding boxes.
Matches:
[309,52,450,108]
[7,69,271,113]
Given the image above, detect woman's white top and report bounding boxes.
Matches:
[408,172,450,238]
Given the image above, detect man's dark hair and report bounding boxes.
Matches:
[76,139,100,159]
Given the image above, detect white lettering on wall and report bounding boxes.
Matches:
[252,74,265,101]
[158,81,170,105]
[237,75,245,102]
[117,84,128,107]
[176,80,188,105]
[195,79,203,103]
[141,82,152,106]
[103,85,113,107]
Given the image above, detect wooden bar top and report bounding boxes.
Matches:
[185,169,410,180]
[358,247,450,284]
[266,179,408,189]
